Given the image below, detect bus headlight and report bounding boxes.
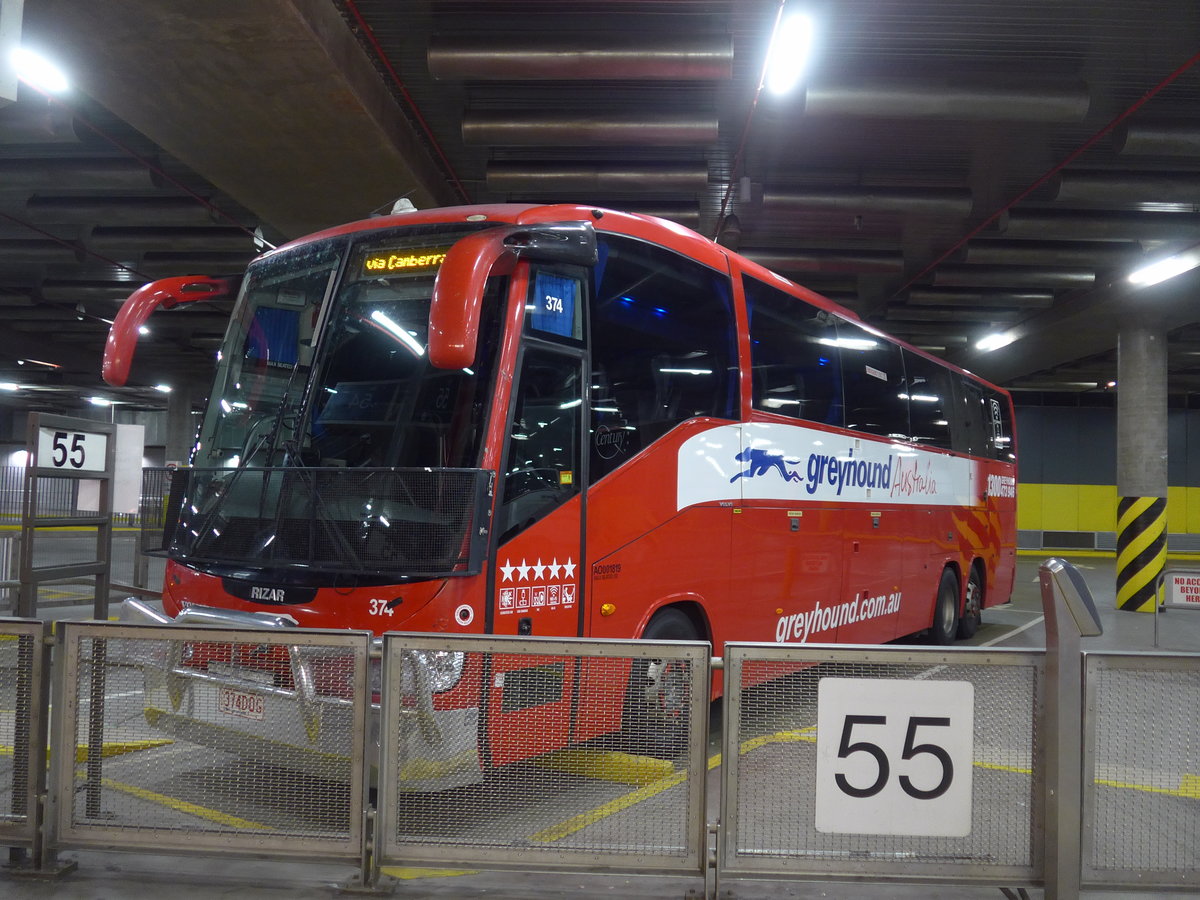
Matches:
[419,649,465,693]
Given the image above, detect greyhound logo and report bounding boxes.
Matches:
[730,447,803,484]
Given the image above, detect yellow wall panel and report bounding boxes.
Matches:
[1076,485,1117,532]
[1041,484,1079,531]
[1168,486,1189,533]
[1017,483,1043,531]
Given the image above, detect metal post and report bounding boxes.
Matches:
[1039,558,1103,900]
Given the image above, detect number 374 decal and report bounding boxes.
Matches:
[815,677,974,838]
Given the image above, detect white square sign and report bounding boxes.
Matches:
[815,677,974,837]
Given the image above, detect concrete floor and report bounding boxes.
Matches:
[4,553,1199,898]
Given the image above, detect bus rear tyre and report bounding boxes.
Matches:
[931,568,960,645]
[957,567,984,639]
[624,608,698,758]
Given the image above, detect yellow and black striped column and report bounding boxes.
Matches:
[1116,496,1166,612]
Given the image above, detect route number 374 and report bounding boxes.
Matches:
[815,677,974,838]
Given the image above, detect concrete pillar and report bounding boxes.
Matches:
[1115,322,1168,611]
[163,383,195,466]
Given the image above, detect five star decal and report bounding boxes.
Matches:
[500,556,578,583]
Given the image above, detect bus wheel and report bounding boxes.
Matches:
[931,568,960,645]
[625,608,698,757]
[957,567,984,639]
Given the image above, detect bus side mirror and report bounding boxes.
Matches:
[103,275,241,386]
[429,221,596,369]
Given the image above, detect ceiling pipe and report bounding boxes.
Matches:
[932,265,1094,288]
[762,185,972,217]
[1115,122,1200,157]
[0,239,83,263]
[88,227,255,254]
[907,288,1055,309]
[997,209,1200,241]
[26,196,221,227]
[0,158,161,189]
[1052,170,1200,204]
[487,161,709,193]
[0,103,81,143]
[429,34,733,81]
[39,282,142,302]
[886,306,1022,323]
[963,239,1143,268]
[744,248,904,274]
[462,110,718,146]
[803,77,1090,122]
[623,204,702,228]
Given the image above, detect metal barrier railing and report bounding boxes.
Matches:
[0,619,50,859]
[720,643,1043,887]
[50,622,372,864]
[1082,651,1200,890]
[0,558,1197,897]
[374,633,710,879]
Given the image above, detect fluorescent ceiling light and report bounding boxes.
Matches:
[1128,250,1200,287]
[0,382,18,391]
[819,336,877,351]
[975,332,1015,352]
[10,47,70,94]
[154,384,172,393]
[765,13,815,95]
[88,396,112,407]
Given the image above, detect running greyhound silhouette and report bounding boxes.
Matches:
[730,447,802,483]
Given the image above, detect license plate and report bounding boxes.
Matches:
[218,687,265,720]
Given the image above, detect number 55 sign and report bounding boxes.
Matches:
[816,677,974,837]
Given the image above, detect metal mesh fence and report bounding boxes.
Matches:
[721,644,1042,883]
[52,622,370,861]
[1083,652,1200,889]
[0,621,46,850]
[377,633,709,875]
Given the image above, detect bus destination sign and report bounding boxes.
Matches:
[363,248,449,274]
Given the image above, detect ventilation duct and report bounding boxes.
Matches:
[0,158,160,189]
[998,210,1200,242]
[26,196,220,227]
[0,103,80,143]
[1115,122,1200,157]
[886,306,1022,323]
[744,248,903,274]
[429,34,733,81]
[762,186,971,217]
[0,239,83,264]
[88,227,254,254]
[931,265,1094,288]
[487,161,709,193]
[907,288,1055,309]
[463,110,718,146]
[963,240,1143,268]
[803,77,1089,122]
[1052,171,1200,204]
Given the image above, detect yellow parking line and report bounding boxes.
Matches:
[99,777,272,831]
[536,749,675,786]
[380,867,479,880]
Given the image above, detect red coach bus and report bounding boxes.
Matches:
[107,203,1016,780]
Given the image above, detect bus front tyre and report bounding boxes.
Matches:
[931,568,960,645]
[624,608,698,758]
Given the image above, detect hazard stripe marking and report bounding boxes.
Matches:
[1117,496,1167,612]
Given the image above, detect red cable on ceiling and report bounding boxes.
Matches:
[341,0,471,204]
[899,48,1200,294]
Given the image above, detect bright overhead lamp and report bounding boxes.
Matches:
[0,382,18,391]
[1128,250,1200,287]
[154,384,172,393]
[764,13,815,95]
[976,331,1015,352]
[88,396,112,407]
[9,47,70,94]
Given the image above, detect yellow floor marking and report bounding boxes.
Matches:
[380,867,479,880]
[99,777,272,830]
[536,749,675,786]
[1,739,174,760]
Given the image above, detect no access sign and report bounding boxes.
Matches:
[1165,571,1200,608]
[815,677,974,837]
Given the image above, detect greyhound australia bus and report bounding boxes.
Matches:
[105,203,1017,779]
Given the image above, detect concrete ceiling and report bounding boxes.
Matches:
[3,0,1200,416]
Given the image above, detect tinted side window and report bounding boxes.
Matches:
[838,321,909,439]
[901,349,953,450]
[986,389,1017,461]
[589,235,737,483]
[744,276,844,427]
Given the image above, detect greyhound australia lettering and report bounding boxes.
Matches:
[774,591,902,643]
[804,447,893,496]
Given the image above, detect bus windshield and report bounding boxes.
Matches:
[194,229,503,472]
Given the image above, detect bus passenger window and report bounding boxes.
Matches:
[589,235,737,484]
[837,321,910,440]
[902,349,953,450]
[744,276,844,426]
